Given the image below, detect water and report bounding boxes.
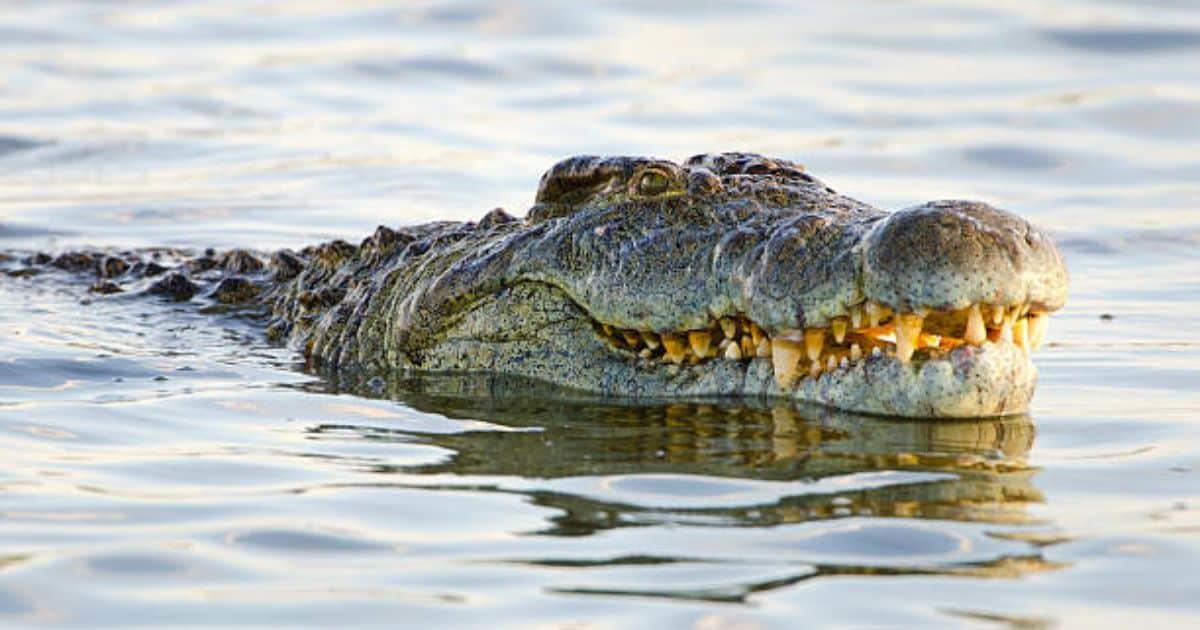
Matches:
[1,1,1199,626]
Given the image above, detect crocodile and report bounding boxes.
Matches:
[4,153,1068,417]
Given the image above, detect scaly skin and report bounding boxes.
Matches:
[6,153,1068,417]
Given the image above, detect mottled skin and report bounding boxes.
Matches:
[6,153,1068,417]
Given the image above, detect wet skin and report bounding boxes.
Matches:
[6,153,1068,417]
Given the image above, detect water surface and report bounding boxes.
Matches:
[1,1,1199,627]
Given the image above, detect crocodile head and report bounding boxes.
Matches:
[308,153,1067,418]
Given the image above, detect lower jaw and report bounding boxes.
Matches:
[662,341,1036,418]
[420,325,1035,418]
[776,341,1035,417]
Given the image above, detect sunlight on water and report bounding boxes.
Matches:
[1,0,1199,627]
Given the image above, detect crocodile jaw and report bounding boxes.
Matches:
[769,342,1036,417]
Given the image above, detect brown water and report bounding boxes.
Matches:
[1,1,1198,627]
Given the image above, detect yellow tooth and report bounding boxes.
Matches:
[1013,316,1030,352]
[602,323,614,336]
[921,333,941,349]
[831,318,848,344]
[750,323,765,348]
[850,343,862,361]
[804,329,825,362]
[964,303,986,345]
[688,330,714,358]
[638,348,653,359]
[740,335,756,358]
[640,331,661,350]
[809,361,821,379]
[826,355,837,371]
[991,304,1005,326]
[866,302,891,327]
[771,338,803,388]
[850,305,864,329]
[894,313,924,363]
[719,317,737,339]
[998,316,1013,344]
[662,333,687,363]
[723,340,743,360]
[1029,313,1048,349]
[756,337,773,358]
[622,330,641,348]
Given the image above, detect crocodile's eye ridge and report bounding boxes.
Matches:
[636,170,671,196]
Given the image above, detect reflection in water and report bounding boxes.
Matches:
[306,374,1058,599]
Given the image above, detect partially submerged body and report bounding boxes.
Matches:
[4,153,1068,417]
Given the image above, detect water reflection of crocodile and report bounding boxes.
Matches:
[6,153,1068,417]
[305,374,1063,598]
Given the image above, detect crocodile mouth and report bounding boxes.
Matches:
[594,301,1051,390]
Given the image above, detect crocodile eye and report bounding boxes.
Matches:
[635,170,671,197]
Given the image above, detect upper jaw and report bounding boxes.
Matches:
[587,200,1065,415]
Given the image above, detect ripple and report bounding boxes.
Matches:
[226,528,393,554]
[0,136,43,157]
[353,56,504,81]
[962,144,1063,171]
[84,552,190,576]
[0,357,159,389]
[1044,27,1200,53]
[776,522,968,559]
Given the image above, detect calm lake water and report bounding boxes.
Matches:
[1,1,1199,627]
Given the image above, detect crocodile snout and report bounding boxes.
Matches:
[862,200,1068,313]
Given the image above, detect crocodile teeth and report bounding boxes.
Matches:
[804,329,824,362]
[831,318,847,344]
[662,333,687,363]
[1029,313,1048,349]
[1013,316,1030,352]
[964,303,986,345]
[603,303,1047,372]
[895,313,923,363]
[998,316,1013,344]
[771,338,803,387]
[740,335,757,359]
[689,330,714,358]
[749,322,765,348]
[866,302,891,328]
